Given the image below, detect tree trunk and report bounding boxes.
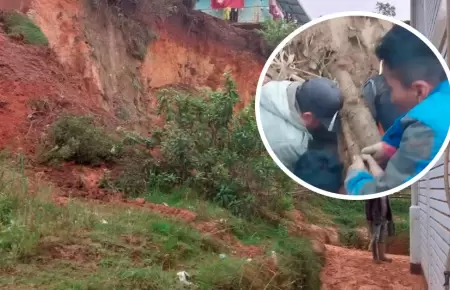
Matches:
[331,68,381,165]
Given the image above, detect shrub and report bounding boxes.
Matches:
[339,227,366,249]
[0,12,49,45]
[259,19,299,52]
[114,74,294,218]
[274,237,322,289]
[40,115,122,165]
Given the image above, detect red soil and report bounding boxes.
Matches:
[0,0,31,13]
[321,245,426,290]
[0,32,111,154]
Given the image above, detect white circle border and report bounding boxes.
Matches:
[255,11,450,200]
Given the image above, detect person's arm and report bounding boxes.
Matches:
[345,120,436,195]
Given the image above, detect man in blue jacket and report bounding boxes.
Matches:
[362,74,406,134]
[345,24,450,195]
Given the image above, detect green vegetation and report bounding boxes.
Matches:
[299,194,410,249]
[141,187,291,245]
[39,115,123,165]
[0,11,49,45]
[0,154,322,289]
[259,19,299,52]
[99,74,294,220]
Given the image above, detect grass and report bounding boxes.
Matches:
[299,194,410,248]
[0,155,322,289]
[0,11,49,45]
[144,188,291,246]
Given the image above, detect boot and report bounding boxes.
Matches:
[372,242,382,264]
[379,243,392,263]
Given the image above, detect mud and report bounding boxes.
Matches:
[0,0,31,13]
[321,245,425,290]
[288,210,340,246]
[155,4,265,58]
[27,0,263,134]
[0,31,110,153]
[387,235,410,256]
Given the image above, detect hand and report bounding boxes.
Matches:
[361,142,386,161]
[361,154,384,177]
[348,155,366,171]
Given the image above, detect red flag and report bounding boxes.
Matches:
[211,0,244,9]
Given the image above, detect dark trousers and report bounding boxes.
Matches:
[370,220,387,260]
[230,9,238,22]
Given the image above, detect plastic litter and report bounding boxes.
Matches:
[177,271,192,286]
[271,250,278,266]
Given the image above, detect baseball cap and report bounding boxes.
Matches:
[295,78,343,132]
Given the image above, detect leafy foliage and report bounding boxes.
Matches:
[375,2,396,17]
[0,11,49,45]
[259,19,299,52]
[40,115,122,165]
[113,74,294,218]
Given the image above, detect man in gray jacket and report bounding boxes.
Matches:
[259,77,343,171]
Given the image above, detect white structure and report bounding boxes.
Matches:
[410,1,450,289]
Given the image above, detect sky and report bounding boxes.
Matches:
[300,0,410,21]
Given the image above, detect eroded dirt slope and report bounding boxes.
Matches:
[27,0,263,133]
[0,31,110,153]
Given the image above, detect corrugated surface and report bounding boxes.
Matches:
[411,1,448,289]
[276,0,310,24]
[417,155,450,290]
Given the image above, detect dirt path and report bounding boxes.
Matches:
[321,245,426,290]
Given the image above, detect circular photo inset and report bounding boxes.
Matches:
[256,12,450,200]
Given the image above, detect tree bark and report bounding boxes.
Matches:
[332,69,381,163]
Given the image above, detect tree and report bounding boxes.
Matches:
[375,1,396,17]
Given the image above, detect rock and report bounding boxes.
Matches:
[311,239,326,256]
[356,227,370,243]
[325,227,340,245]
[135,198,145,205]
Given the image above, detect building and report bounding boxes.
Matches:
[409,1,450,289]
[194,0,310,25]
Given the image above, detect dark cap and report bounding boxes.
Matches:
[295,78,343,132]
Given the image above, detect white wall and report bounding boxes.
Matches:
[417,156,450,289]
[411,1,449,289]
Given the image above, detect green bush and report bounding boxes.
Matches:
[259,19,299,52]
[113,74,294,218]
[274,237,322,289]
[338,227,366,249]
[1,12,49,46]
[40,115,122,165]
[195,237,322,290]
